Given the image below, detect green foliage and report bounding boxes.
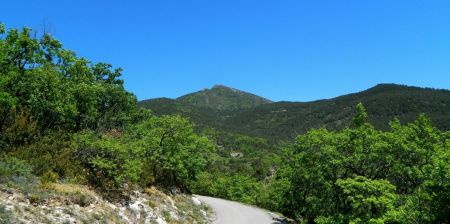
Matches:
[353,102,368,127]
[130,115,215,188]
[72,115,214,192]
[140,84,450,140]
[0,157,33,180]
[334,176,397,223]
[40,170,59,186]
[201,128,282,180]
[0,24,138,134]
[73,130,146,189]
[0,24,214,196]
[182,102,449,223]
[256,176,292,211]
[0,23,5,34]
[9,132,80,181]
[280,105,450,223]
[1,24,449,224]
[0,108,39,152]
[190,172,263,205]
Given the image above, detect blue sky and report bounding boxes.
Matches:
[2,0,450,101]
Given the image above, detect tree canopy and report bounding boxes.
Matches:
[0,24,214,196]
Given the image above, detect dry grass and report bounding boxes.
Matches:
[47,183,97,207]
[47,183,94,196]
[143,187,211,223]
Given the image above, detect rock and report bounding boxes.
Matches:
[0,183,211,224]
[155,217,167,224]
[192,196,202,206]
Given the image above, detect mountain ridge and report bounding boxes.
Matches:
[138,83,450,140]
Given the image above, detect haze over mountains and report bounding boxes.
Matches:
[139,84,450,140]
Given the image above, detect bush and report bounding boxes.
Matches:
[40,170,59,186]
[0,157,33,182]
[72,131,145,191]
[190,173,263,205]
[68,191,95,207]
[9,132,82,180]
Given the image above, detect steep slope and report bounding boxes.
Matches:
[139,84,450,140]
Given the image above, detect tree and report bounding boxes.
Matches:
[130,115,215,189]
[284,104,449,223]
[334,176,397,224]
[0,24,137,133]
[353,102,368,127]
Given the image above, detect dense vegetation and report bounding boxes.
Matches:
[140,83,450,140]
[140,71,450,223]
[280,104,449,223]
[0,24,213,198]
[187,104,450,223]
[1,24,449,224]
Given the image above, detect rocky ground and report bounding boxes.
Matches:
[0,182,212,224]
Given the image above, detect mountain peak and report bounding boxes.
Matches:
[211,84,245,94]
[212,84,230,89]
[176,85,272,110]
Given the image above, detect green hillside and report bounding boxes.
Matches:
[139,83,450,140]
[177,84,272,110]
[139,84,450,223]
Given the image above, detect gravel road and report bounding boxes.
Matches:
[196,195,283,224]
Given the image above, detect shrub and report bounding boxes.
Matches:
[40,170,59,186]
[0,157,33,182]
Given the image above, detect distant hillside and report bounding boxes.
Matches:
[139,84,450,140]
[177,85,272,110]
[138,97,220,130]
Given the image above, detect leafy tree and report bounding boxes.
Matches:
[353,102,368,127]
[72,115,214,193]
[73,130,145,190]
[282,104,449,223]
[0,24,217,199]
[0,24,137,134]
[130,115,215,189]
[333,176,397,224]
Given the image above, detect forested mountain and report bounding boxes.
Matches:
[140,85,450,223]
[140,84,271,112]
[1,23,449,224]
[139,83,450,140]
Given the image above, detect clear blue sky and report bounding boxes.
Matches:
[2,0,450,101]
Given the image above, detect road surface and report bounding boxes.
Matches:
[196,195,283,224]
